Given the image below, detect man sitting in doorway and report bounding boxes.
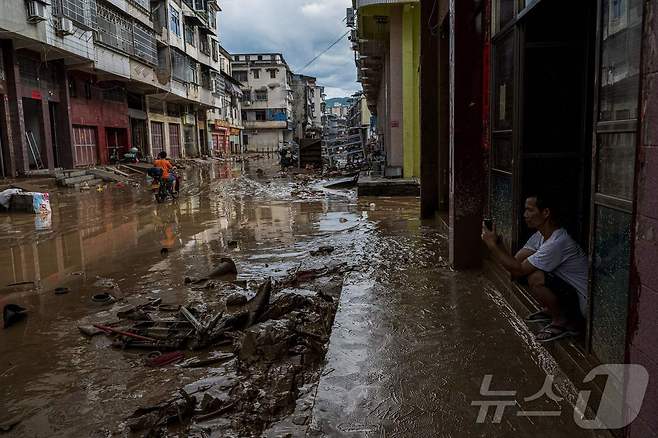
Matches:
[481,193,588,343]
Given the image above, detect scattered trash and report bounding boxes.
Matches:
[91,293,115,304]
[3,304,27,329]
[54,287,70,295]
[310,246,335,256]
[145,351,185,367]
[208,257,237,278]
[6,281,34,287]
[78,325,106,337]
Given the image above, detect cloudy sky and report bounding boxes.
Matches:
[218,0,359,99]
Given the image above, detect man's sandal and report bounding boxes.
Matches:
[535,324,579,343]
[525,310,552,323]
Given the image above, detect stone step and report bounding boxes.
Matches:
[56,170,87,180]
[60,174,95,186]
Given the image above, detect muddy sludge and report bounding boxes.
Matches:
[111,265,347,437]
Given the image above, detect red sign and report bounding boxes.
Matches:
[31,90,42,100]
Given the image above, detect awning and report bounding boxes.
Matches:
[226,82,243,98]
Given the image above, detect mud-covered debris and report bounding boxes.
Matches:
[247,278,272,326]
[0,417,21,433]
[180,352,235,368]
[236,319,296,364]
[309,246,335,256]
[227,240,239,249]
[78,325,106,337]
[185,258,238,285]
[127,391,196,432]
[145,351,185,367]
[225,292,248,307]
[180,306,205,333]
[3,304,27,329]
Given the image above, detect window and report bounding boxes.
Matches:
[169,6,181,36]
[255,110,266,121]
[133,21,157,65]
[184,24,195,47]
[257,55,263,60]
[269,69,277,79]
[187,58,198,84]
[211,39,218,61]
[252,69,260,79]
[233,70,248,83]
[84,81,92,99]
[96,1,133,55]
[171,49,187,82]
[102,87,125,102]
[494,0,515,32]
[254,89,267,101]
[68,78,77,98]
[200,34,210,55]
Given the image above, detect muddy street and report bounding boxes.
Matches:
[2,159,603,437]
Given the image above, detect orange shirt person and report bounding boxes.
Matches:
[154,151,173,180]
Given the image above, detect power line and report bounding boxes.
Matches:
[300,30,350,72]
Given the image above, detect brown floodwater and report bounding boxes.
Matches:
[0,158,608,437]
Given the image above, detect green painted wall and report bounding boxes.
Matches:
[402,4,421,178]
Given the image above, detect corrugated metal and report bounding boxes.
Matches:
[355,0,418,7]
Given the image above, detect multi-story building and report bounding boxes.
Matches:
[0,0,226,175]
[349,1,420,178]
[206,44,243,156]
[231,53,294,153]
[291,74,325,141]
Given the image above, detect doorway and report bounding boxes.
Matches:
[518,0,595,247]
[130,118,147,157]
[106,128,128,162]
[22,98,45,169]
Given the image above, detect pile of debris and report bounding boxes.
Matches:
[55,168,135,189]
[81,259,350,436]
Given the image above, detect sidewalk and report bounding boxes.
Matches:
[308,212,611,437]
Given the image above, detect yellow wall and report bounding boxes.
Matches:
[402,4,421,178]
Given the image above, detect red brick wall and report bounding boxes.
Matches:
[627,2,658,436]
[68,72,130,165]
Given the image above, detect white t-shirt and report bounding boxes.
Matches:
[524,228,588,313]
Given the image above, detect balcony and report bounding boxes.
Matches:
[243,120,288,129]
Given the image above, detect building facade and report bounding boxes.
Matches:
[349,0,420,178]
[291,74,325,142]
[0,0,226,176]
[411,0,658,436]
[231,53,294,153]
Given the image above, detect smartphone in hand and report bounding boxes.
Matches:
[484,218,493,231]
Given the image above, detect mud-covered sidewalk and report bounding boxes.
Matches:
[1,158,609,437]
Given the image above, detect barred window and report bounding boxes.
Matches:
[96,1,133,55]
[133,21,157,65]
[54,0,97,28]
[171,49,187,82]
[184,24,195,47]
[254,89,267,101]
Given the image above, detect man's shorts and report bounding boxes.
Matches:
[544,271,583,319]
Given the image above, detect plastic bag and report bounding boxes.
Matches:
[30,192,51,214]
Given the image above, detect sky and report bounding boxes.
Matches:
[218,0,359,99]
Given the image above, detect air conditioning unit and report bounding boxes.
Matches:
[26,0,47,23]
[57,17,75,36]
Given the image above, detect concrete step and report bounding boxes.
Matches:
[56,170,87,180]
[60,174,95,187]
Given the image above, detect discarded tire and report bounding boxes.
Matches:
[92,293,114,304]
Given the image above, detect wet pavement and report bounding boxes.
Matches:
[0,158,610,437]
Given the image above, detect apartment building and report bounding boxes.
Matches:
[231,53,294,152]
[206,45,244,156]
[291,74,325,141]
[0,0,230,175]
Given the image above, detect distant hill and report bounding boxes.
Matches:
[325,97,350,107]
